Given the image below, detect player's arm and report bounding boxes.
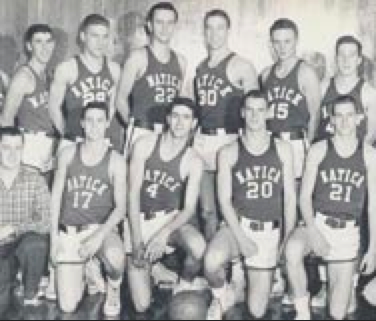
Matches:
[235,56,259,92]
[277,140,297,246]
[177,53,190,96]
[299,64,322,141]
[0,70,9,88]
[115,49,146,124]
[362,83,376,144]
[1,68,32,126]
[49,61,73,136]
[260,66,272,90]
[362,145,376,274]
[108,61,122,121]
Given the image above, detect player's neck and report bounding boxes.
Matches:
[277,56,299,69]
[243,129,270,151]
[29,58,47,75]
[150,40,171,58]
[82,139,108,152]
[333,135,358,152]
[163,132,188,149]
[81,51,104,69]
[336,72,359,84]
[208,46,231,63]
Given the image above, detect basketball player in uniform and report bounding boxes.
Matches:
[1,25,56,172]
[49,14,123,151]
[128,97,206,313]
[285,95,376,320]
[50,102,126,317]
[0,69,9,114]
[194,9,258,241]
[316,36,376,144]
[116,2,186,152]
[204,90,296,320]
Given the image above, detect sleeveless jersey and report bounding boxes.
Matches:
[313,139,367,220]
[232,137,284,222]
[195,53,244,131]
[131,46,183,125]
[61,144,114,226]
[64,56,123,150]
[0,72,6,113]
[140,136,188,218]
[316,78,366,141]
[17,65,54,134]
[263,60,310,133]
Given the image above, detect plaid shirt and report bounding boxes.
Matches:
[0,167,51,241]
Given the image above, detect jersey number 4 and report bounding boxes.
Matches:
[73,191,94,209]
[330,184,353,203]
[147,183,160,199]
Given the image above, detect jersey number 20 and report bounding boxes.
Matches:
[247,182,273,199]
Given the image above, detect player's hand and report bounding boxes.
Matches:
[132,243,147,269]
[145,230,170,263]
[237,234,258,259]
[308,226,330,258]
[361,251,376,276]
[80,231,105,260]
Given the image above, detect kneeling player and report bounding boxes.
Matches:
[128,97,206,313]
[285,95,376,320]
[51,102,126,317]
[204,90,297,320]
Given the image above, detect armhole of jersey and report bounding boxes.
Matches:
[108,149,116,185]
[135,47,149,82]
[22,65,37,98]
[66,144,79,171]
[66,57,80,89]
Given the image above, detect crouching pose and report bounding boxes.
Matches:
[204,90,297,320]
[50,102,127,317]
[285,95,376,320]
[128,97,206,313]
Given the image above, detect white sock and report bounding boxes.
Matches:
[108,277,122,289]
[212,284,227,306]
[294,295,310,314]
[319,265,327,283]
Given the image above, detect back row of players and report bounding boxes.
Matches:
[1,2,376,320]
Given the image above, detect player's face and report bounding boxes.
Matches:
[271,29,298,61]
[242,98,269,131]
[331,103,359,137]
[81,24,110,58]
[28,32,55,65]
[167,105,197,138]
[81,109,110,142]
[204,16,229,51]
[149,9,177,45]
[337,43,362,77]
[0,136,23,170]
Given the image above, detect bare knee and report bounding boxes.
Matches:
[204,247,225,276]
[103,246,126,276]
[59,294,80,314]
[248,300,268,319]
[181,227,206,261]
[285,235,306,266]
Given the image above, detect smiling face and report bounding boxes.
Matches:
[149,9,177,45]
[27,32,55,65]
[167,104,197,138]
[331,101,360,137]
[204,15,230,51]
[81,108,110,142]
[242,97,270,132]
[271,28,298,62]
[336,42,362,77]
[81,24,110,58]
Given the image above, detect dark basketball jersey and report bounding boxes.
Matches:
[61,144,114,226]
[232,137,284,222]
[140,136,188,218]
[195,53,244,131]
[314,139,367,220]
[263,60,310,133]
[131,46,183,125]
[0,72,6,113]
[65,56,123,150]
[316,78,366,141]
[17,65,55,135]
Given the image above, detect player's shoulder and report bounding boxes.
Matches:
[363,142,376,160]
[231,54,254,69]
[12,65,34,85]
[362,81,376,97]
[298,60,318,79]
[107,60,121,77]
[218,140,239,163]
[308,140,328,159]
[133,133,159,156]
[126,47,148,64]
[109,149,127,170]
[260,65,273,83]
[185,147,204,170]
[275,138,293,158]
[54,58,77,81]
[58,143,77,164]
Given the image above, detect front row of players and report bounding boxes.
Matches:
[15,91,376,319]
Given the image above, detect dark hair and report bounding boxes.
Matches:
[331,95,360,115]
[24,24,54,58]
[204,9,231,28]
[336,35,363,56]
[242,90,268,107]
[147,2,179,23]
[270,18,299,37]
[166,97,199,120]
[81,102,110,120]
[79,14,110,33]
[0,127,24,143]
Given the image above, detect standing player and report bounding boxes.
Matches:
[49,14,123,151]
[316,36,376,144]
[128,97,206,313]
[285,95,376,320]
[0,69,8,114]
[194,9,258,240]
[116,2,187,151]
[204,90,296,320]
[50,102,126,317]
[261,18,321,179]
[1,25,56,172]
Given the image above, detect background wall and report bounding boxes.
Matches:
[1,0,376,81]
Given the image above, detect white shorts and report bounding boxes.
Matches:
[279,136,309,179]
[193,131,238,171]
[22,133,57,171]
[56,225,100,264]
[315,212,360,262]
[364,278,376,305]
[239,217,281,269]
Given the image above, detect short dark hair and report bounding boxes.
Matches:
[242,90,268,108]
[24,24,54,58]
[166,97,199,120]
[331,95,360,116]
[270,18,299,37]
[79,14,110,33]
[204,9,231,28]
[81,102,110,120]
[0,127,24,143]
[336,35,363,56]
[147,2,179,23]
